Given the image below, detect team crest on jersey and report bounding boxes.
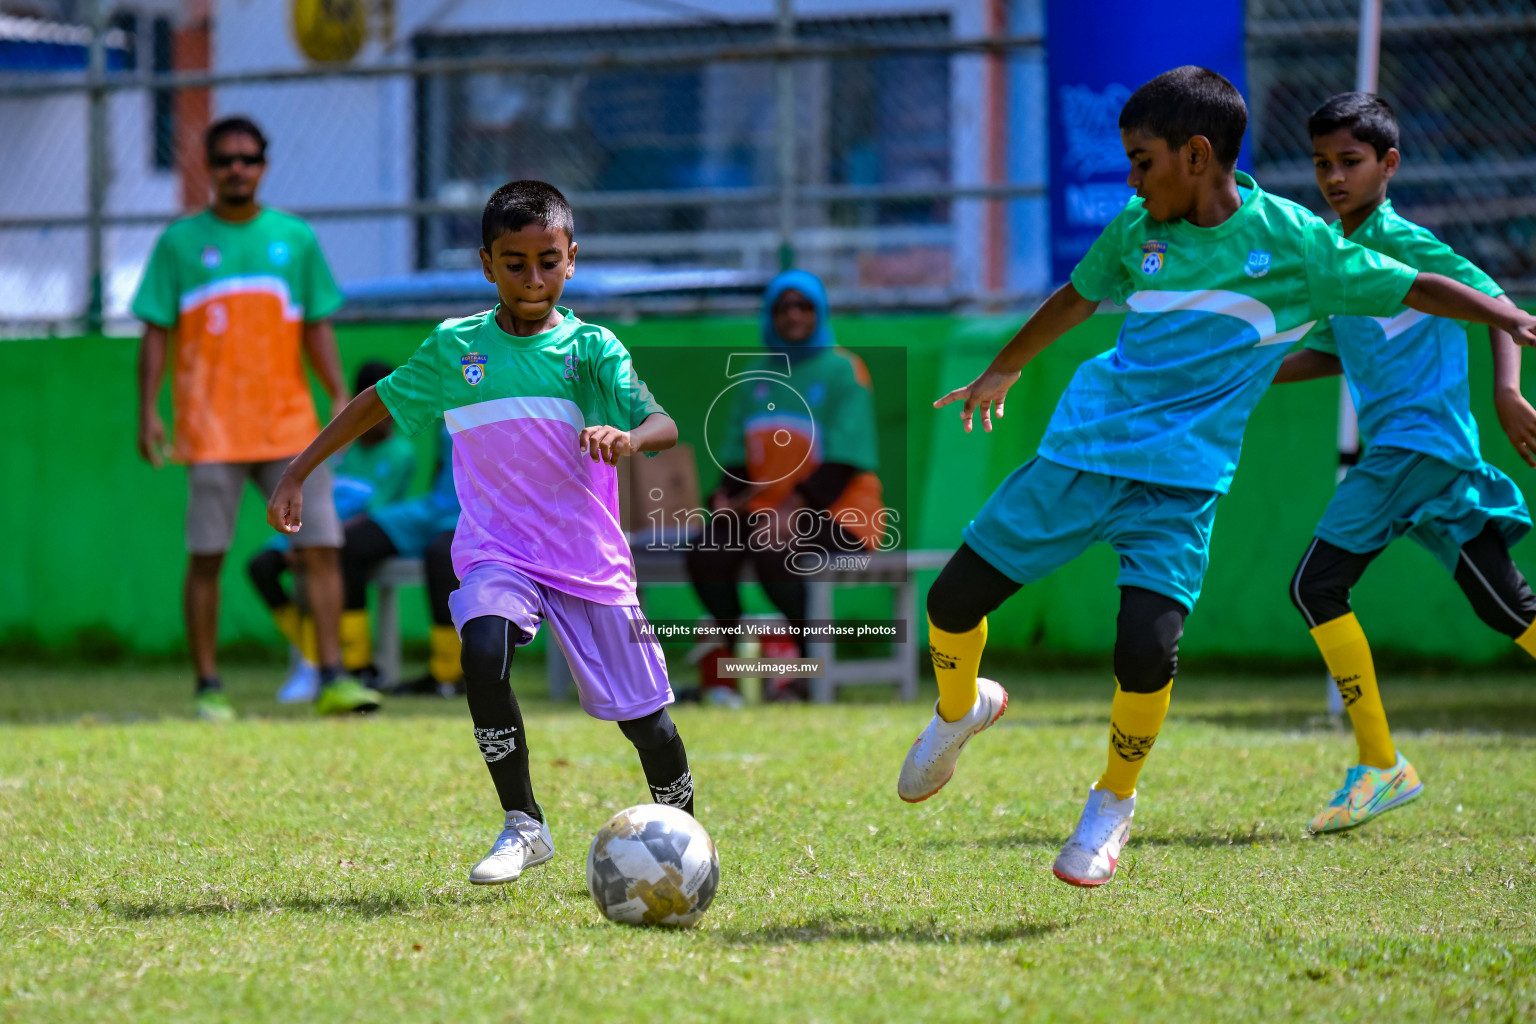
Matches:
[460,352,487,386]
[267,241,290,267]
[564,353,580,381]
[1244,249,1271,278]
[201,246,221,269]
[1139,240,1166,275]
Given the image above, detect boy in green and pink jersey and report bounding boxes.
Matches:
[267,181,693,887]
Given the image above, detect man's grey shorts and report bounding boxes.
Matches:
[186,459,341,555]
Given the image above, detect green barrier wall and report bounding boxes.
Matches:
[2,313,1531,663]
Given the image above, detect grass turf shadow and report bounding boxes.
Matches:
[715,914,1063,946]
[920,823,1295,851]
[102,889,510,920]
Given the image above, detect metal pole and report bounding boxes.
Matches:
[1337,0,1382,481]
[1326,0,1384,721]
[775,0,796,271]
[84,0,109,334]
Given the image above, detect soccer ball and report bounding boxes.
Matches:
[586,804,719,928]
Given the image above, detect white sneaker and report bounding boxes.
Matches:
[1052,784,1135,887]
[468,810,555,885]
[897,677,1008,803]
[276,653,320,704]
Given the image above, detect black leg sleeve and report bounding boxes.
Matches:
[246,548,292,610]
[617,708,694,815]
[1113,587,1187,693]
[461,615,539,819]
[424,529,459,626]
[1289,537,1382,628]
[1453,522,1536,638]
[340,518,399,611]
[926,543,1023,634]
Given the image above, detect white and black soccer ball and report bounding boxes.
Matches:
[586,804,719,928]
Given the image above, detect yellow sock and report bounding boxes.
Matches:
[339,609,373,672]
[1311,613,1394,769]
[930,615,987,722]
[429,625,463,684]
[297,615,320,664]
[1516,620,1536,659]
[271,604,304,649]
[1097,680,1172,800]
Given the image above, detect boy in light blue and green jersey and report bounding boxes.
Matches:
[1280,93,1536,835]
[897,67,1536,889]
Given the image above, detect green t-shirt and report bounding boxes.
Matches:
[1304,199,1504,468]
[130,208,345,463]
[375,306,665,603]
[335,431,417,518]
[1046,171,1419,492]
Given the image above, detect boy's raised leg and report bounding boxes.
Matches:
[898,546,1016,803]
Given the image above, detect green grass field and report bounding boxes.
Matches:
[1,662,1533,1022]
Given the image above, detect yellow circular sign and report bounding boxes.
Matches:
[291,0,366,63]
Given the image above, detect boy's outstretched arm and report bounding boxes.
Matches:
[268,386,390,533]
[1273,349,1342,384]
[1405,274,1536,345]
[1489,294,1536,467]
[934,282,1098,433]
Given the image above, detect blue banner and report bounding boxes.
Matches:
[1047,0,1247,283]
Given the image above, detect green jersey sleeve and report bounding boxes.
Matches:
[376,331,448,437]
[1304,220,1417,319]
[591,331,666,434]
[1393,222,1503,299]
[297,225,345,322]
[820,352,879,471]
[1069,202,1134,304]
[131,229,181,327]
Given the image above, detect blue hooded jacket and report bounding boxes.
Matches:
[761,269,834,362]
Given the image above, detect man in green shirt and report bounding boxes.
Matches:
[132,116,380,720]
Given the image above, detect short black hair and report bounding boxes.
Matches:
[205,116,268,163]
[353,360,393,395]
[481,180,575,251]
[1118,66,1248,169]
[1308,92,1399,158]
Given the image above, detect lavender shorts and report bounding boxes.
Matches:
[448,562,672,722]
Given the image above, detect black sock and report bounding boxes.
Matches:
[618,709,695,815]
[195,675,222,694]
[462,616,540,821]
[318,665,341,687]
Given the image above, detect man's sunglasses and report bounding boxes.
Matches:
[210,153,265,169]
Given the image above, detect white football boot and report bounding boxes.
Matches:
[468,810,555,885]
[897,677,1009,803]
[1052,784,1135,887]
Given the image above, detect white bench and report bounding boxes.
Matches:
[371,547,954,703]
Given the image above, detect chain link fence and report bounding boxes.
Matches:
[0,1,1530,333]
[1247,0,1536,292]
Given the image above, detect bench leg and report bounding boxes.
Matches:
[807,581,834,703]
[376,583,401,688]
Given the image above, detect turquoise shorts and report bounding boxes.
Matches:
[1316,445,1530,572]
[962,457,1220,611]
[372,495,460,558]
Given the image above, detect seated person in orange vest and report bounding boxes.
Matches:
[685,269,885,702]
[247,360,415,702]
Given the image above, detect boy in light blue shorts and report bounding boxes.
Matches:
[1276,93,1536,834]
